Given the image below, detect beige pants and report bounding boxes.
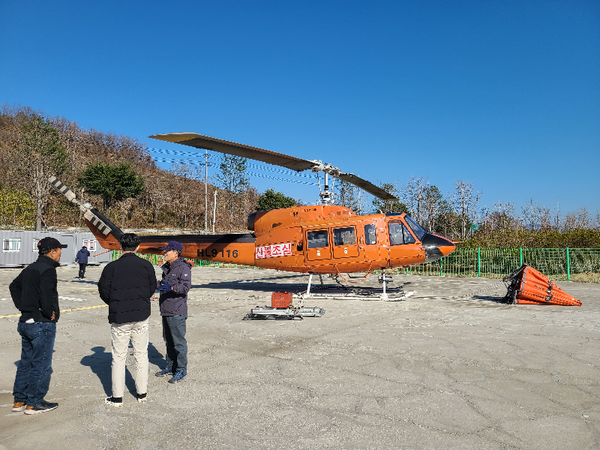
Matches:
[110,318,149,398]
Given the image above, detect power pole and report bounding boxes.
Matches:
[212,190,217,233]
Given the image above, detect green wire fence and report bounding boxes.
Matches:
[403,248,600,282]
[114,248,600,283]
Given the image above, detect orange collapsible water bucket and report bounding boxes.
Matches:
[503,264,581,306]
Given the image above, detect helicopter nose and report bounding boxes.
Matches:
[421,233,456,263]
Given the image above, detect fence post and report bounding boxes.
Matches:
[440,258,443,277]
[566,247,570,281]
[477,248,481,278]
[519,247,523,266]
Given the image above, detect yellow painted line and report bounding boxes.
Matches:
[0,304,107,319]
[63,304,107,312]
[57,286,99,290]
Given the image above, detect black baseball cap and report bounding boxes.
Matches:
[38,237,68,253]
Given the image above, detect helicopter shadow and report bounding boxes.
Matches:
[190,273,409,296]
[190,273,310,293]
[80,342,165,397]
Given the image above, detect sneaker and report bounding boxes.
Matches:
[12,402,25,413]
[168,370,187,384]
[105,397,123,407]
[155,367,172,377]
[24,400,58,415]
[136,393,147,403]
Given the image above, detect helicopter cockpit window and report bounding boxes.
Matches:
[307,230,329,249]
[404,215,426,241]
[388,221,416,245]
[364,224,377,245]
[333,227,356,246]
[403,225,416,244]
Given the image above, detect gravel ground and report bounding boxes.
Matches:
[1,265,599,450]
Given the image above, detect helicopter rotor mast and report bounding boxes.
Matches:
[149,132,398,205]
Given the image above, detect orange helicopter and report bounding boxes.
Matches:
[50,133,455,298]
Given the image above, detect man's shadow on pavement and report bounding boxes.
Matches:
[81,343,166,396]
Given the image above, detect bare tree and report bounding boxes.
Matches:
[563,207,592,231]
[169,162,206,229]
[490,201,516,230]
[422,185,444,232]
[449,180,481,239]
[214,155,250,231]
[402,176,430,224]
[337,179,361,214]
[14,115,68,230]
[521,198,551,230]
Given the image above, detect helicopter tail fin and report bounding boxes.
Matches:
[49,176,123,249]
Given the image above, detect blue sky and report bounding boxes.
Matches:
[1,0,598,216]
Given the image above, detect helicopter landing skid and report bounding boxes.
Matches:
[299,290,415,302]
[299,273,416,302]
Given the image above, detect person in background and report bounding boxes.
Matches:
[75,245,90,279]
[10,237,67,415]
[155,241,191,384]
[98,233,157,407]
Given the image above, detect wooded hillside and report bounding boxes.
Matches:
[1,105,599,248]
[0,105,257,232]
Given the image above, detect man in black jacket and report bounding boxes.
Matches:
[98,233,157,407]
[75,245,90,279]
[10,236,67,415]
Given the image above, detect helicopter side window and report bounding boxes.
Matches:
[333,227,356,246]
[364,224,377,245]
[389,222,403,245]
[307,230,328,249]
[389,221,416,245]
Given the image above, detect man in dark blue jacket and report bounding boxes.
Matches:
[10,237,67,415]
[155,240,191,384]
[98,233,157,406]
[75,245,90,279]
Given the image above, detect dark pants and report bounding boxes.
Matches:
[78,263,87,278]
[13,321,56,406]
[162,315,187,372]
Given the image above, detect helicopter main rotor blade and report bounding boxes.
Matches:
[150,132,316,172]
[338,173,399,201]
[150,132,398,201]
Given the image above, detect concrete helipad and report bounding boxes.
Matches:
[1,265,599,449]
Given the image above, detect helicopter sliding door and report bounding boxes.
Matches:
[361,222,383,268]
[306,229,331,261]
[332,226,359,259]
